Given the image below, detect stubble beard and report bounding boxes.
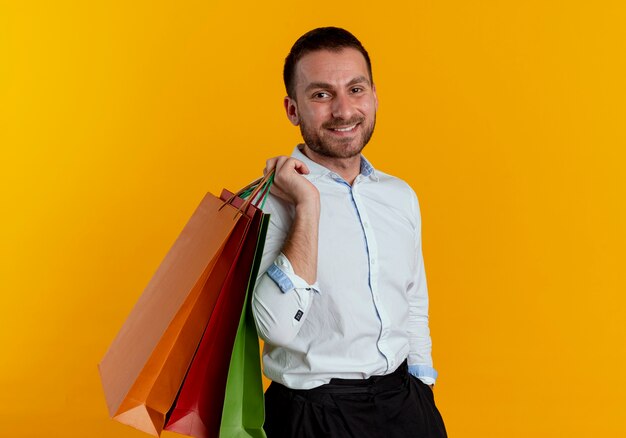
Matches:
[299,114,376,159]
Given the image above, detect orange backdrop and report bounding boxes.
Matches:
[1,1,625,437]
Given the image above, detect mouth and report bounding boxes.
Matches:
[327,123,360,134]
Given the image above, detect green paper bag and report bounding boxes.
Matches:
[219,214,269,438]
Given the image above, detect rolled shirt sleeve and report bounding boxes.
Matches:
[253,253,320,347]
[266,253,320,294]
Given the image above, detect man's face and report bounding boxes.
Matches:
[285,48,378,159]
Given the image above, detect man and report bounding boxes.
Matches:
[252,27,447,438]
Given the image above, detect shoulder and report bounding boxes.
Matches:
[373,169,421,213]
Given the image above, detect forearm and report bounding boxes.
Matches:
[282,201,320,284]
[407,267,437,385]
[252,198,321,348]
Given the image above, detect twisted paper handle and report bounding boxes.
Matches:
[219,169,275,218]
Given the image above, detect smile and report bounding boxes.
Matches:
[330,124,358,132]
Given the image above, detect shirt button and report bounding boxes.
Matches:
[363,221,368,227]
[371,259,376,265]
[390,360,395,367]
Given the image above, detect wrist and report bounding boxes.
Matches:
[295,199,320,216]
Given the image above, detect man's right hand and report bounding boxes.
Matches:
[264,156,320,210]
[264,155,320,285]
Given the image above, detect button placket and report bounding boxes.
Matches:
[352,187,393,369]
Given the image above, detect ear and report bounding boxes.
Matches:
[284,96,300,126]
[372,83,378,110]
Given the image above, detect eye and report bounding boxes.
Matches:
[350,87,364,94]
[313,91,331,99]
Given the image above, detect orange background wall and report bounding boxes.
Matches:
[1,1,625,437]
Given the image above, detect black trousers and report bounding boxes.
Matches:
[264,361,447,438]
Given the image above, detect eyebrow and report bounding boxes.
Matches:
[304,75,371,93]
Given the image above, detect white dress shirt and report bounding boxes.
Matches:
[252,145,438,390]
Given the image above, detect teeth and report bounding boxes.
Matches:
[333,124,357,132]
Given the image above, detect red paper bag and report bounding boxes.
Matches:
[165,191,264,438]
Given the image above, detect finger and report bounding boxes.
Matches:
[274,156,292,176]
[265,157,278,173]
[292,160,310,175]
[265,156,286,178]
[277,157,306,176]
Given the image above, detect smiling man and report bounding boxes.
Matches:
[252,27,447,438]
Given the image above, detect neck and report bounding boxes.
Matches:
[301,144,362,185]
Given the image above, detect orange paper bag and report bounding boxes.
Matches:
[99,193,251,435]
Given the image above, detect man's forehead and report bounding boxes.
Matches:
[294,48,371,88]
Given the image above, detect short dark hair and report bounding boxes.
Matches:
[283,27,373,99]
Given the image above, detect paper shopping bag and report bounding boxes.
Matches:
[219,213,269,438]
[165,191,265,438]
[99,193,251,436]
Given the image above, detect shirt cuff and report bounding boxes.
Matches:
[266,253,320,294]
[408,364,438,386]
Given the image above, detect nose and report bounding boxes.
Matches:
[331,91,355,121]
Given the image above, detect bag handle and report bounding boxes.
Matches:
[220,169,275,218]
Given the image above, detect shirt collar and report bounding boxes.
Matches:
[291,144,379,183]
